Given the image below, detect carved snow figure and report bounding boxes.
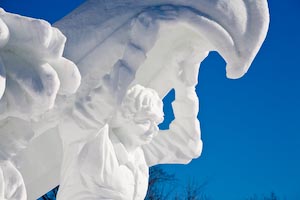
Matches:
[57,85,165,199]
[0,0,270,199]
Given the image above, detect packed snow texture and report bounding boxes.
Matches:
[0,8,81,121]
[0,8,81,200]
[57,85,166,200]
[0,0,269,199]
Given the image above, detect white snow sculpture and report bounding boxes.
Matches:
[0,0,269,199]
[0,8,81,200]
[0,9,81,118]
[57,84,165,199]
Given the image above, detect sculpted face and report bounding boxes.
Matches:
[111,84,163,150]
[114,114,160,148]
[133,117,159,143]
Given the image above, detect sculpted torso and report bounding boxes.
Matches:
[57,126,149,200]
[0,0,269,199]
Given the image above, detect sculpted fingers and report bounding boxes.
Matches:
[0,12,65,60]
[0,9,81,119]
[50,57,81,95]
[1,51,60,118]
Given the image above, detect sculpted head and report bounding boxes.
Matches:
[111,84,164,151]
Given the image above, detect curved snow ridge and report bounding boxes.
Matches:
[0,9,81,120]
[125,0,270,79]
[57,0,269,82]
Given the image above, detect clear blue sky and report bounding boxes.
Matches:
[1,0,299,199]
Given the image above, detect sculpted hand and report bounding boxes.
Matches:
[0,9,81,120]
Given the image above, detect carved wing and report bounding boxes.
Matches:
[55,0,269,165]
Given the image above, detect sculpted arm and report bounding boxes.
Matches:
[142,53,203,166]
[143,85,202,166]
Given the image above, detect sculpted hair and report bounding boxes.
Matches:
[120,84,164,124]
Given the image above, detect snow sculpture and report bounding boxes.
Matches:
[0,0,269,199]
[0,8,81,200]
[57,84,165,199]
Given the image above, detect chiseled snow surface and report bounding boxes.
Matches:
[0,8,81,200]
[0,0,269,199]
[56,0,269,81]
[0,8,81,121]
